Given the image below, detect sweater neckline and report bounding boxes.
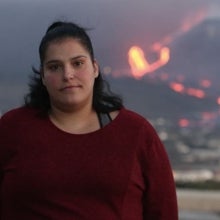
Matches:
[46,108,125,137]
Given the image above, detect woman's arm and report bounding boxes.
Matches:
[0,117,3,219]
[139,122,178,219]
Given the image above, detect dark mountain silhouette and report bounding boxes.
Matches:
[155,18,220,95]
[107,76,218,120]
[107,18,220,122]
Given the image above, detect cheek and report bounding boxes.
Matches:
[81,75,96,88]
[43,76,61,93]
[43,75,59,87]
[80,69,97,82]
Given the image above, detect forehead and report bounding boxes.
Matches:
[47,37,85,51]
[44,38,89,60]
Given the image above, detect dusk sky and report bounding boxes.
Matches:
[0,0,219,74]
[0,0,220,109]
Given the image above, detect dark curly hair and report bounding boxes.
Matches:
[24,21,123,114]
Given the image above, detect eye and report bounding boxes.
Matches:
[47,63,61,72]
[73,60,85,68]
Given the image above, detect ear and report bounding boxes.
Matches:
[93,60,99,78]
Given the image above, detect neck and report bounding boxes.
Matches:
[49,104,99,134]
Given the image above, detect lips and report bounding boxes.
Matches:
[59,85,81,91]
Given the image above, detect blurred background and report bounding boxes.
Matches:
[0,0,220,219]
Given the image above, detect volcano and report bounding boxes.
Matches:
[155,18,220,97]
[107,75,218,121]
[108,18,220,124]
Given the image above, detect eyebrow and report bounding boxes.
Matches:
[44,55,88,65]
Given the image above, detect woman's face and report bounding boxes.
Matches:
[42,37,99,111]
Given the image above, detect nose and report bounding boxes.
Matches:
[63,64,74,80]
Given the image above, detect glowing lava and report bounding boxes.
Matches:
[217,97,220,105]
[169,82,185,93]
[128,46,149,79]
[178,118,190,127]
[128,46,170,79]
[169,82,206,99]
[127,8,218,103]
[186,88,205,99]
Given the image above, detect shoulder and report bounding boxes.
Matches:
[0,106,41,127]
[117,108,154,130]
[1,106,40,118]
[120,108,147,120]
[109,107,158,142]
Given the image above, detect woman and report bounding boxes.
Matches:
[0,21,178,219]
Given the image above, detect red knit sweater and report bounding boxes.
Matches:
[0,107,178,220]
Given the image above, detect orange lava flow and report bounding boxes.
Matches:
[128,46,170,79]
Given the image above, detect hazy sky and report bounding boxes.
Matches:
[0,0,219,80]
[0,0,220,110]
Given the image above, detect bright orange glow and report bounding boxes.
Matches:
[128,46,170,79]
[128,46,149,79]
[179,118,190,127]
[200,79,211,88]
[169,84,207,99]
[169,82,185,93]
[186,88,205,99]
[127,9,207,79]
[159,47,170,64]
[217,97,220,105]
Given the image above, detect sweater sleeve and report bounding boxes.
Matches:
[0,116,4,218]
[0,115,5,155]
[0,115,9,172]
[138,121,178,220]
[0,113,16,219]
